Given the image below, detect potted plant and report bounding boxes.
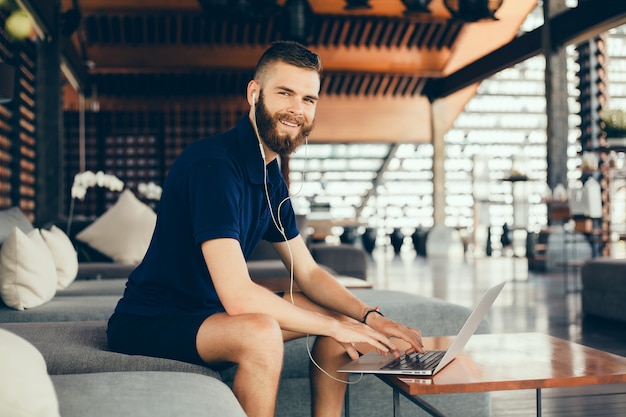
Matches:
[602,109,626,143]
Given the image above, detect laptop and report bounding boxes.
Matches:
[337,281,505,377]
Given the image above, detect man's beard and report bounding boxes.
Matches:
[254,93,314,156]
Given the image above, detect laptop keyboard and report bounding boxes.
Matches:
[381,350,446,371]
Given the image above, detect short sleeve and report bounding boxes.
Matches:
[184,156,244,244]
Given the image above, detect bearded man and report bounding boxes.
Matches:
[107,40,424,417]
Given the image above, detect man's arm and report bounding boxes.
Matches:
[271,235,371,322]
[201,238,397,356]
[272,235,425,354]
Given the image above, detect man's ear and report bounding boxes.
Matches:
[247,80,259,105]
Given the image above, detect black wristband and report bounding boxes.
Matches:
[362,307,384,323]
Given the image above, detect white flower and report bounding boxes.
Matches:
[70,170,125,201]
[109,177,124,192]
[75,170,97,188]
[95,170,106,187]
[138,181,162,201]
[70,184,87,200]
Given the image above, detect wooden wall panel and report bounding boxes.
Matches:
[64,102,246,217]
[0,11,37,222]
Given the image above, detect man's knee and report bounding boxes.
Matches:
[245,313,283,345]
[196,313,283,367]
[237,313,284,368]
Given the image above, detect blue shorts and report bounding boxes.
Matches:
[107,311,232,370]
[107,292,286,370]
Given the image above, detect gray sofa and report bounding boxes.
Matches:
[52,372,246,417]
[581,257,626,322]
[0,208,490,416]
[1,323,246,417]
[1,285,491,417]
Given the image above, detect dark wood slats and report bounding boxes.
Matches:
[81,11,460,98]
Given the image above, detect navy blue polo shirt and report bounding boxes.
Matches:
[114,117,299,317]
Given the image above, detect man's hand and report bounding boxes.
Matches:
[329,320,400,360]
[364,313,425,355]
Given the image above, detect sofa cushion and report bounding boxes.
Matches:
[0,295,119,323]
[0,328,60,417]
[581,258,626,321]
[0,206,33,244]
[57,278,127,297]
[55,217,115,263]
[41,225,79,290]
[76,189,156,265]
[52,372,246,417]
[0,321,220,378]
[0,228,57,310]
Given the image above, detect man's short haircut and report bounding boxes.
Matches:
[254,41,322,82]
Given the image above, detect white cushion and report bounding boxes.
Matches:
[0,228,57,310]
[76,189,156,265]
[0,328,60,417]
[40,225,79,290]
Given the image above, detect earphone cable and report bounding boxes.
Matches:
[252,98,363,385]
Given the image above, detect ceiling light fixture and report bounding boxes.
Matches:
[282,0,315,44]
[443,0,504,22]
[401,0,432,15]
[197,0,280,19]
[344,0,372,10]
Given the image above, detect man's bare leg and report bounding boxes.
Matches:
[196,312,284,417]
[310,336,351,417]
[282,292,352,417]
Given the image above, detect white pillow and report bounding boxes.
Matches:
[40,225,79,290]
[0,328,60,417]
[0,228,57,310]
[76,189,156,265]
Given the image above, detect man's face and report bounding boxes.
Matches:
[253,62,320,156]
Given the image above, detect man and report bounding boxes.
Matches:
[108,41,424,417]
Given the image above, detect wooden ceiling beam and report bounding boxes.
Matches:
[67,0,451,17]
[87,44,450,75]
[64,0,203,12]
[426,0,626,100]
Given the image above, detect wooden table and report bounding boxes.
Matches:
[348,333,626,417]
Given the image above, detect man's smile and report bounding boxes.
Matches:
[279,118,300,129]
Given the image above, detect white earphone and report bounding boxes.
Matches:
[251,92,266,160]
[249,88,356,385]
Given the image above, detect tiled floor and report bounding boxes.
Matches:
[365,248,626,416]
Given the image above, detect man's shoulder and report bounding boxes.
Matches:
[177,128,239,163]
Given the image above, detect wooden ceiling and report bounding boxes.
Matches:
[58,0,539,143]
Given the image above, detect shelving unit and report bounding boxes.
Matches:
[610,167,626,256]
[64,104,246,217]
[14,47,37,219]
[0,11,37,221]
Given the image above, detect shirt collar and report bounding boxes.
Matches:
[236,116,278,185]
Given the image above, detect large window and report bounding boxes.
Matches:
[288,9,626,249]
